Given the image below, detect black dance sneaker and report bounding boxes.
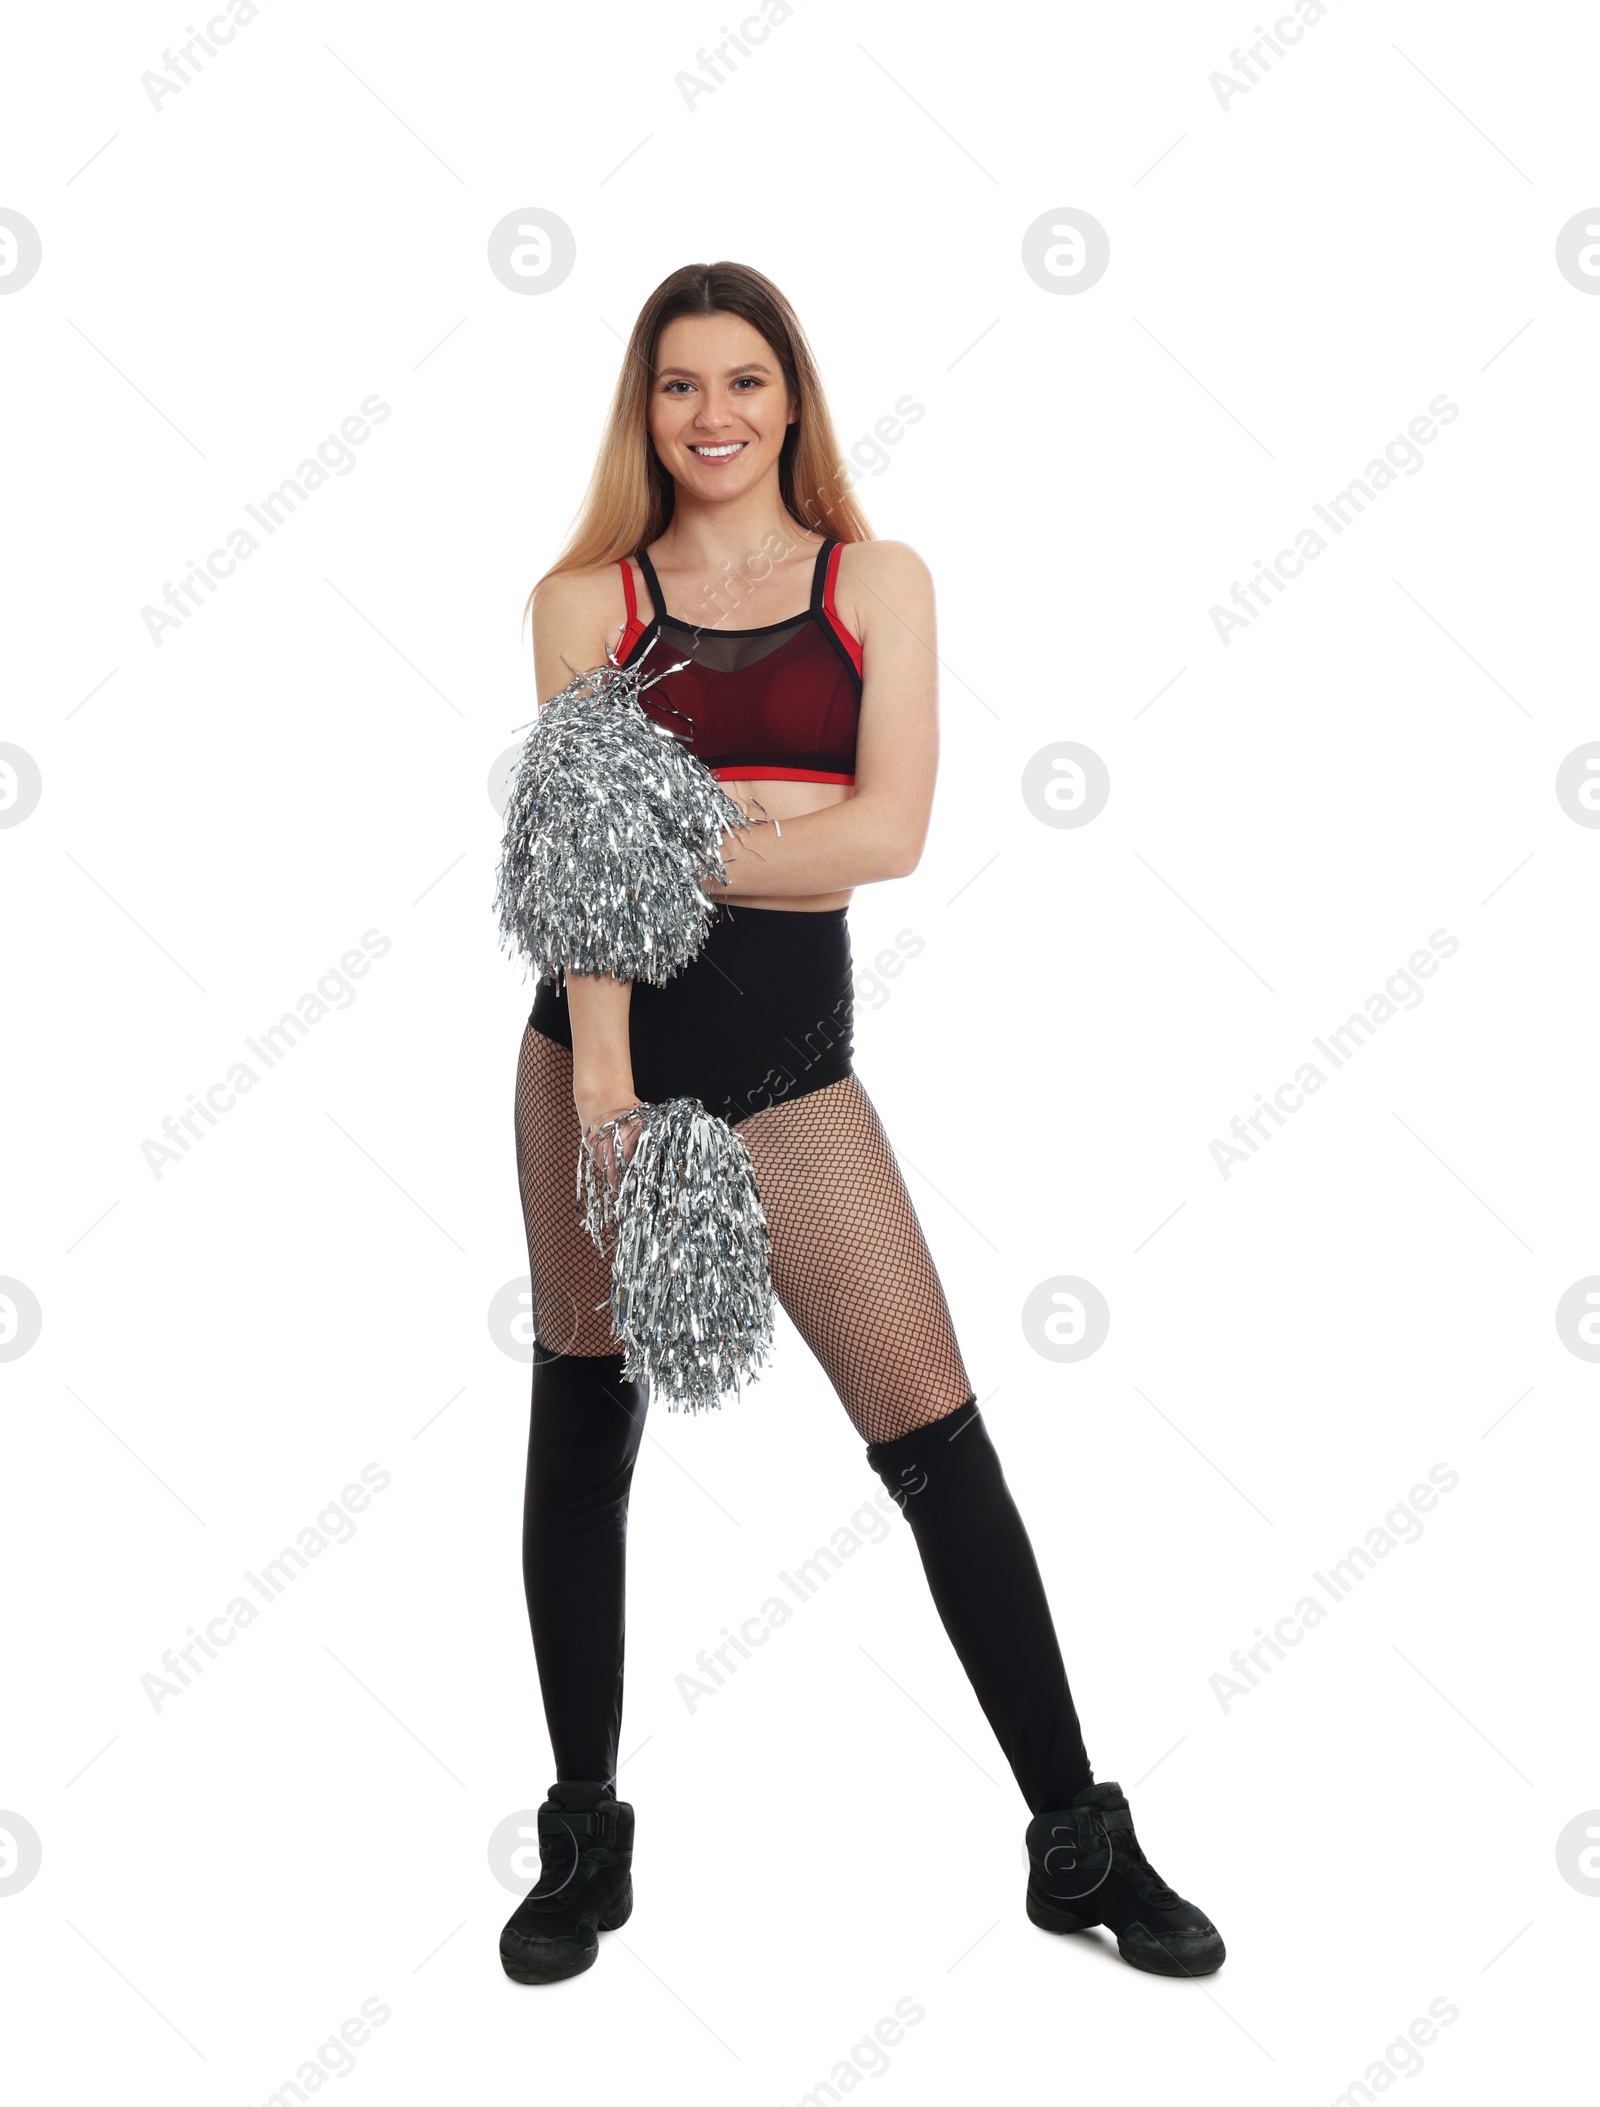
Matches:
[500,1781,634,1985]
[1025,1781,1225,1977]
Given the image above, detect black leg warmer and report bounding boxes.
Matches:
[521,1340,649,1795]
[866,1397,1093,1815]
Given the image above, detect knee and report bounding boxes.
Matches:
[865,1393,981,1508]
[530,1343,648,1475]
[533,1293,623,1361]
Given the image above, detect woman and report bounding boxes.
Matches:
[501,262,1224,1985]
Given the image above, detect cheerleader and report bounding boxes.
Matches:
[498,262,1224,1986]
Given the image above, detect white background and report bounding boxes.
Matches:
[3,1,1597,2100]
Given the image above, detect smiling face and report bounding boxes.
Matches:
[648,310,798,503]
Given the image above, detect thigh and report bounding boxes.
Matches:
[513,1020,622,1357]
[733,1075,974,1443]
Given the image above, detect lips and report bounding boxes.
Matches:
[689,441,748,460]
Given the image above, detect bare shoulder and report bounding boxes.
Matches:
[530,560,628,641]
[837,538,932,589]
[834,538,934,647]
[524,560,623,674]
[530,559,632,694]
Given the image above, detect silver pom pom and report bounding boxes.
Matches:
[495,638,757,987]
[577,1098,777,1412]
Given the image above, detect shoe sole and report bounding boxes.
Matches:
[501,1879,633,1985]
[1026,1887,1225,1977]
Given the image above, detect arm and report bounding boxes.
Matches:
[705,541,940,898]
[530,569,643,1161]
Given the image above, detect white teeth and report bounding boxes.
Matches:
[692,442,745,457]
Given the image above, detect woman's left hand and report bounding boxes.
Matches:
[578,1096,649,1200]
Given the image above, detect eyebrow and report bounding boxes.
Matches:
[654,361,773,380]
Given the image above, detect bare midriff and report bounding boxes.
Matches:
[718,775,856,912]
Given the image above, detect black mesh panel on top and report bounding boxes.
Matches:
[649,614,812,673]
[514,1021,975,1444]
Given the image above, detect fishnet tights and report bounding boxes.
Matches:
[513,1021,974,1442]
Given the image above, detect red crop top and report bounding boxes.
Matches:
[613,538,864,784]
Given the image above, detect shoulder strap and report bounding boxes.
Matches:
[813,537,864,682]
[809,535,837,616]
[617,554,636,623]
[634,545,667,625]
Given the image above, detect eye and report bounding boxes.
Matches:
[731,375,761,390]
[662,379,694,395]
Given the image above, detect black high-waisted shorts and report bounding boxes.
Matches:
[527,901,855,1127]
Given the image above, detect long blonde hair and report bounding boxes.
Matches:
[525,262,874,629]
